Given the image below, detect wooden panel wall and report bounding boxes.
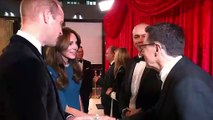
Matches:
[0,18,13,55]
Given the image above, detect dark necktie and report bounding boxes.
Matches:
[136,57,143,63]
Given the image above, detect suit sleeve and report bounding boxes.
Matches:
[174,78,213,120]
[118,62,134,112]
[97,65,114,88]
[96,76,105,86]
[87,61,93,93]
[115,67,125,101]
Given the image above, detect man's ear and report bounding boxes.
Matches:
[43,10,51,24]
[155,43,161,52]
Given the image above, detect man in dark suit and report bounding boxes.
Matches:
[0,0,65,120]
[119,23,162,117]
[93,46,117,116]
[122,22,213,120]
[76,46,93,113]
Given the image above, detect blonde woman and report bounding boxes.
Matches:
[106,48,130,118]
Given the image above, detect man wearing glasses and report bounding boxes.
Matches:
[119,23,162,118]
[121,22,213,120]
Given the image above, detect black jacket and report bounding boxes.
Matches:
[119,56,162,112]
[80,59,93,113]
[97,62,115,115]
[0,35,65,120]
[121,57,213,120]
[80,59,93,96]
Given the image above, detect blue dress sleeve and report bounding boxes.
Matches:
[47,66,67,111]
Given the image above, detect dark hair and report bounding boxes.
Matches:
[145,22,184,56]
[45,27,82,89]
[109,46,117,54]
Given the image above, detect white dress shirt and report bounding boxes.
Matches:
[129,60,146,109]
[78,60,83,71]
[160,56,182,89]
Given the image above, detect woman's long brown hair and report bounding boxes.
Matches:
[45,27,82,89]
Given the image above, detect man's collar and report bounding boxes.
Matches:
[78,59,83,63]
[160,56,182,86]
[17,30,42,54]
[110,60,115,65]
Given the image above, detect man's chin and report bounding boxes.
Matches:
[146,63,154,69]
[146,64,152,68]
[146,64,159,71]
[47,42,57,47]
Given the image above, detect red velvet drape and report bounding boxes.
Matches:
[125,0,182,16]
[103,0,213,75]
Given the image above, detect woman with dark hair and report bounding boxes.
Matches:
[46,27,116,120]
[45,27,87,116]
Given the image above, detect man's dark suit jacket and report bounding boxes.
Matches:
[0,35,65,120]
[119,56,162,112]
[80,59,92,113]
[97,63,115,115]
[122,56,213,120]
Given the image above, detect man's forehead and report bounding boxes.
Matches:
[133,33,146,36]
[57,4,64,20]
[54,11,64,22]
[133,24,148,34]
[133,28,146,35]
[58,12,64,20]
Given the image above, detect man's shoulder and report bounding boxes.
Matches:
[130,56,139,62]
[0,35,41,68]
[83,59,91,64]
[9,35,34,51]
[10,34,27,42]
[1,40,34,59]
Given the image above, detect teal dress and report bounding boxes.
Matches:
[48,65,81,111]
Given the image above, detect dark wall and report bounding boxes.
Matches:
[0,0,20,17]
[0,1,105,21]
[13,20,21,34]
[63,4,104,20]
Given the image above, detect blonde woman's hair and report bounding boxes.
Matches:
[114,48,130,76]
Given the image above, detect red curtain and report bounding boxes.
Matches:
[125,0,182,16]
[103,0,213,75]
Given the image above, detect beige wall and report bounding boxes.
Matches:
[0,18,13,55]
[66,22,103,64]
